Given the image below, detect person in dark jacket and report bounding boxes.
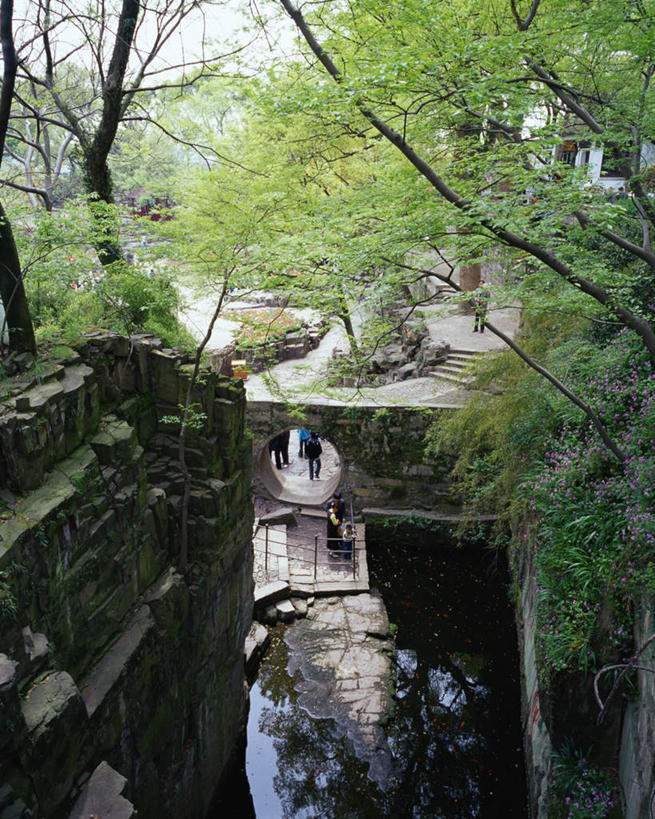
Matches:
[327,504,341,557]
[326,492,346,521]
[270,434,283,470]
[305,432,322,480]
[280,430,290,466]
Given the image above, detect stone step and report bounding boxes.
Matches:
[448,353,476,363]
[442,360,467,371]
[449,348,485,356]
[440,363,468,375]
[428,369,472,385]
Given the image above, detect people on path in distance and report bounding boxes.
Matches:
[280,430,290,466]
[327,504,342,557]
[342,523,354,560]
[473,280,490,333]
[270,434,284,470]
[305,432,322,480]
[326,492,346,522]
[298,429,310,458]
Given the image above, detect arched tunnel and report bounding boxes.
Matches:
[253,427,343,507]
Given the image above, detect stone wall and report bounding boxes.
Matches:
[511,519,555,817]
[619,596,655,818]
[0,334,253,818]
[247,401,459,513]
[512,518,645,818]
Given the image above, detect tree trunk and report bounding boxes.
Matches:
[0,199,36,354]
[458,262,481,314]
[83,150,124,267]
[80,0,141,268]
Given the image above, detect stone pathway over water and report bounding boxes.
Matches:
[252,504,369,605]
[285,593,396,789]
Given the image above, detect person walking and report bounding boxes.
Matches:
[473,280,490,333]
[298,429,310,458]
[305,432,322,480]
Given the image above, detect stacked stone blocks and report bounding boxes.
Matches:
[0,333,254,818]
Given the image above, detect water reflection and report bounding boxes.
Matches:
[244,538,527,818]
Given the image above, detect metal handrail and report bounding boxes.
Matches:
[253,523,359,581]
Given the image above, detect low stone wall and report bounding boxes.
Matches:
[234,324,329,374]
[0,334,253,818]
[247,401,460,514]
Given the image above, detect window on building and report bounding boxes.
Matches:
[557,141,577,166]
[600,144,631,178]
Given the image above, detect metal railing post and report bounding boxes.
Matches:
[265,524,269,574]
[314,534,319,579]
[352,537,356,580]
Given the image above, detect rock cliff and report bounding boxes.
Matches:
[0,334,253,818]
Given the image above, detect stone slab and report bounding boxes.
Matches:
[258,507,297,527]
[275,599,296,622]
[22,671,84,741]
[254,580,290,606]
[81,606,154,718]
[69,761,136,819]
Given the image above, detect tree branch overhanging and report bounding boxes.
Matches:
[380,256,627,462]
[277,0,655,367]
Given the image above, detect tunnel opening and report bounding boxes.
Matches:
[253,428,343,507]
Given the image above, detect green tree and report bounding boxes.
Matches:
[16,0,240,266]
[0,0,36,353]
[268,0,655,458]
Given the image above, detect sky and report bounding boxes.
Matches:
[11,0,296,80]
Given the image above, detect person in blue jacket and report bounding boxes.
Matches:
[298,429,310,458]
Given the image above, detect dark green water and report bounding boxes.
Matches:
[218,533,527,817]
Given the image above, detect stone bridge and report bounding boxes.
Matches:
[246,399,459,515]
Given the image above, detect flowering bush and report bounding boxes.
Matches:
[226,308,303,349]
[522,331,655,673]
[562,766,617,818]
[554,744,618,818]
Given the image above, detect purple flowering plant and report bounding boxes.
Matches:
[553,742,619,818]
[522,330,655,674]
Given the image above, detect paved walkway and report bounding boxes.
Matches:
[265,433,342,505]
[243,302,519,408]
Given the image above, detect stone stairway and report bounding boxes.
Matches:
[429,348,484,386]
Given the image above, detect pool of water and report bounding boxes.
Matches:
[226,532,527,818]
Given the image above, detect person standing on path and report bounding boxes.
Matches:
[270,434,284,470]
[326,492,346,522]
[305,432,322,480]
[342,523,354,561]
[327,504,341,557]
[473,280,490,333]
[298,429,310,458]
[280,430,290,466]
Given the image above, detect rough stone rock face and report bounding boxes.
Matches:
[69,761,136,819]
[0,334,254,818]
[285,593,396,788]
[416,337,449,373]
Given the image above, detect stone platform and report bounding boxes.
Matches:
[253,513,369,611]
